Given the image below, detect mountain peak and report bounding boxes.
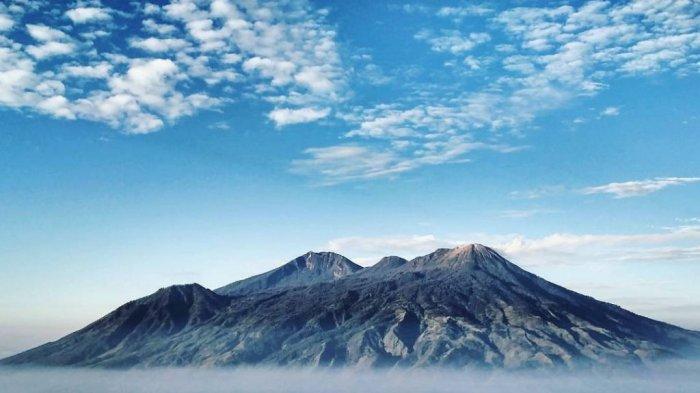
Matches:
[147,283,229,312]
[362,256,409,275]
[292,251,361,276]
[406,243,509,272]
[215,251,362,296]
[155,283,206,295]
[448,243,502,259]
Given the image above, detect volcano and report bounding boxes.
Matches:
[3,244,699,368]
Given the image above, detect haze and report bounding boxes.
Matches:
[1,363,700,393]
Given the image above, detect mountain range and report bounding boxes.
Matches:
[2,244,699,369]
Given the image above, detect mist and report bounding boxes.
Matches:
[2,362,699,393]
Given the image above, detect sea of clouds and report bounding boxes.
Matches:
[1,361,700,393]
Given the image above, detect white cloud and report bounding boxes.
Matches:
[242,57,296,87]
[0,46,39,108]
[143,19,178,36]
[509,186,567,200]
[496,1,699,77]
[0,0,697,147]
[221,53,242,64]
[24,24,75,59]
[499,209,554,219]
[296,0,699,184]
[497,225,700,266]
[208,121,230,130]
[327,235,449,264]
[268,107,330,127]
[130,37,190,52]
[0,0,344,133]
[76,58,220,132]
[26,24,68,42]
[462,56,482,70]
[291,145,412,185]
[0,12,15,31]
[414,29,491,54]
[436,6,493,19]
[601,106,620,116]
[582,177,700,198]
[7,367,700,393]
[62,62,112,79]
[399,4,430,14]
[65,7,111,24]
[299,92,528,183]
[292,137,523,184]
[36,95,74,119]
[160,0,345,119]
[26,41,75,59]
[324,224,700,267]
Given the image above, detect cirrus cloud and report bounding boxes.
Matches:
[582,177,700,198]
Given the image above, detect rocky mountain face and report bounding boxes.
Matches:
[3,245,699,369]
[216,251,363,296]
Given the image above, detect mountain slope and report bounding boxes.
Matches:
[216,251,363,296]
[3,284,230,367]
[3,245,699,368]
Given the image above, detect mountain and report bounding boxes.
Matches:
[216,251,363,296]
[2,245,699,368]
[362,255,408,273]
[2,283,230,367]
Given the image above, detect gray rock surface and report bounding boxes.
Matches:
[3,244,699,369]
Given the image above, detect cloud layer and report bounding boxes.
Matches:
[297,0,699,183]
[0,0,344,133]
[0,0,697,183]
[325,224,700,267]
[1,365,699,393]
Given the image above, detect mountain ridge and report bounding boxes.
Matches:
[215,251,363,296]
[3,244,699,369]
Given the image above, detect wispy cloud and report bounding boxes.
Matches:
[208,121,230,131]
[436,5,494,19]
[497,226,700,264]
[601,106,620,116]
[292,138,524,185]
[298,0,700,184]
[268,107,331,127]
[509,186,567,200]
[582,177,700,198]
[414,29,491,54]
[324,224,700,267]
[499,209,556,219]
[327,234,447,262]
[291,145,412,185]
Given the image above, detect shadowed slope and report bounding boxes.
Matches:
[2,284,230,367]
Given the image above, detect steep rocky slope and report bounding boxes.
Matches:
[216,251,363,296]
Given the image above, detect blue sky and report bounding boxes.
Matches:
[0,0,699,356]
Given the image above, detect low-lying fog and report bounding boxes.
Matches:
[1,362,699,393]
